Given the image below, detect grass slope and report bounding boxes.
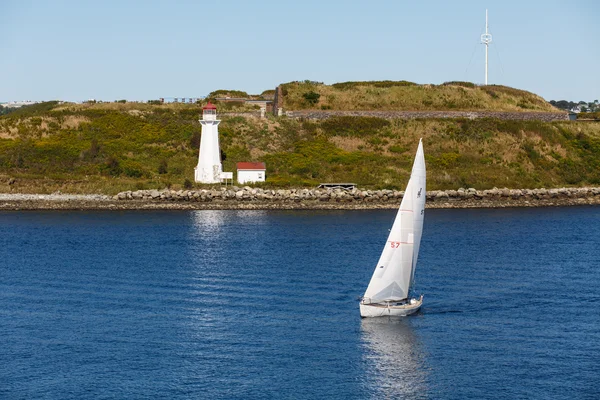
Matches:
[0,100,598,194]
[281,80,559,112]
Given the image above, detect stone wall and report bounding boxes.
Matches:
[2,187,600,210]
[113,186,600,209]
[287,110,569,122]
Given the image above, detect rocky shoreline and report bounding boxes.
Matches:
[1,186,600,210]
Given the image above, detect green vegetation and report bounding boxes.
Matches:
[331,80,418,90]
[302,91,321,105]
[0,81,600,194]
[579,112,600,120]
[0,96,597,194]
[280,80,558,112]
[207,89,249,98]
[260,89,276,97]
[0,105,13,116]
[441,81,478,89]
[550,100,598,112]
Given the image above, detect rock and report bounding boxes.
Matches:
[435,191,449,200]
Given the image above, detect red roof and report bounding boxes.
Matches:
[237,162,266,170]
[202,101,217,110]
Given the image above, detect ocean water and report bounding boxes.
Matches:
[1,207,599,399]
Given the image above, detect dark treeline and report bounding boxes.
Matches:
[550,99,599,112]
[0,105,14,116]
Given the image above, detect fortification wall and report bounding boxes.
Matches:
[287,110,569,122]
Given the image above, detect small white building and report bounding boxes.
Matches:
[237,162,266,184]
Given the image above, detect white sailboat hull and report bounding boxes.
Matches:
[360,295,423,318]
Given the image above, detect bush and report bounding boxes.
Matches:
[442,81,477,89]
[321,116,390,137]
[189,131,201,149]
[104,157,121,176]
[331,80,417,90]
[208,89,249,98]
[578,112,600,120]
[302,91,321,105]
[158,159,168,174]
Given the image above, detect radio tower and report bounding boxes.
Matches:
[480,9,492,85]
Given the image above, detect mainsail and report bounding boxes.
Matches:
[409,140,426,287]
[362,139,426,303]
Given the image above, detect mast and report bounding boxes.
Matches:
[480,9,492,85]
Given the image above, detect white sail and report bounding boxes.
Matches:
[362,139,425,304]
[409,140,426,287]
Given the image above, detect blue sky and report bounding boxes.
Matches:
[1,0,598,103]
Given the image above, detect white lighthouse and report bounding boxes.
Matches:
[194,102,223,183]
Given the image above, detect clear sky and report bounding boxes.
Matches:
[1,0,598,103]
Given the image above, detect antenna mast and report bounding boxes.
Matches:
[480,9,492,85]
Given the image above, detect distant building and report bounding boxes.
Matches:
[160,97,204,104]
[236,162,266,184]
[3,100,42,108]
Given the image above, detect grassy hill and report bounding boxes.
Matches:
[0,93,598,195]
[281,81,559,112]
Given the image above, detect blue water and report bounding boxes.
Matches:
[1,207,599,399]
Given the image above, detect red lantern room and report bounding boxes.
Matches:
[202,101,217,121]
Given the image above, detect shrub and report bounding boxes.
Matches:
[104,157,121,176]
[578,112,600,120]
[302,91,321,105]
[85,139,100,159]
[388,145,407,154]
[321,116,390,137]
[331,80,417,90]
[158,159,168,174]
[189,131,201,149]
[442,81,477,89]
[208,89,249,98]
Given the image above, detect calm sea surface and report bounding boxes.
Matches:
[1,207,599,399]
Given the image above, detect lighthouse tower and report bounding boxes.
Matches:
[194,102,223,183]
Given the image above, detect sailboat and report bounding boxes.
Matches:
[360,139,426,318]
